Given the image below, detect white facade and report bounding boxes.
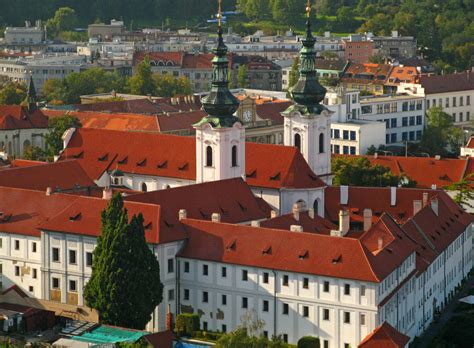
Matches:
[0,128,47,158]
[4,22,45,45]
[331,121,386,155]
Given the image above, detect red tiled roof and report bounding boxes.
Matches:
[260,211,337,234]
[0,106,48,130]
[156,110,206,132]
[1,285,29,298]
[178,216,414,283]
[75,98,172,114]
[343,63,392,83]
[10,159,46,168]
[324,186,438,225]
[182,53,214,69]
[256,100,293,125]
[135,52,184,67]
[359,322,410,348]
[387,66,418,85]
[418,71,474,94]
[465,136,474,149]
[59,128,325,190]
[0,160,96,191]
[144,331,175,348]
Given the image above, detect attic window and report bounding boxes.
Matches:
[374,210,382,216]
[199,209,209,219]
[262,245,272,255]
[308,173,319,181]
[270,172,281,181]
[226,240,236,251]
[136,158,147,167]
[1,213,12,222]
[69,212,81,221]
[431,235,436,241]
[299,249,309,259]
[118,156,128,164]
[220,207,228,215]
[144,222,152,230]
[421,245,426,250]
[157,160,168,169]
[246,169,256,178]
[164,220,174,228]
[72,151,84,159]
[386,248,393,253]
[436,230,441,235]
[237,202,247,212]
[178,162,189,171]
[98,153,108,161]
[332,255,342,264]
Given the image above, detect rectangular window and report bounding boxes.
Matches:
[385,119,390,129]
[416,115,422,125]
[222,324,227,333]
[69,250,77,265]
[416,100,423,110]
[391,133,397,143]
[402,132,408,141]
[467,96,470,106]
[323,308,330,320]
[29,286,34,292]
[202,291,208,303]
[263,300,269,312]
[283,334,288,343]
[426,100,430,109]
[324,340,329,348]
[168,289,175,301]
[283,275,289,286]
[344,284,351,295]
[242,297,248,309]
[69,280,77,292]
[361,285,366,297]
[303,306,309,317]
[184,261,190,273]
[242,270,248,281]
[350,147,356,155]
[334,129,340,139]
[52,247,60,262]
[409,101,415,111]
[334,145,340,154]
[0,238,2,248]
[184,289,190,301]
[343,130,349,140]
[263,272,269,284]
[409,116,415,126]
[344,311,351,324]
[283,303,289,315]
[391,118,397,128]
[350,131,356,141]
[409,131,415,141]
[344,344,350,348]
[467,112,470,121]
[460,112,464,122]
[453,97,456,107]
[303,277,309,289]
[460,96,464,106]
[445,98,449,108]
[167,259,174,273]
[222,294,227,305]
[14,240,20,250]
[32,242,37,253]
[402,102,408,111]
[86,252,93,267]
[323,281,330,292]
[343,145,349,155]
[52,277,60,289]
[221,266,227,278]
[361,313,366,325]
[32,268,37,279]
[402,117,408,127]
[202,264,208,276]
[202,321,208,331]
[386,134,390,144]
[15,266,20,276]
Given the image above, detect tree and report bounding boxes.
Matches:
[446,174,474,208]
[358,13,393,36]
[215,328,286,348]
[153,73,192,97]
[298,336,320,348]
[46,7,78,38]
[369,54,385,64]
[332,156,417,187]
[128,55,156,96]
[83,193,163,329]
[23,146,48,161]
[288,56,300,90]
[44,115,82,156]
[0,83,27,105]
[237,65,249,88]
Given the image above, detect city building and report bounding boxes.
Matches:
[88,20,126,41]
[3,20,45,45]
[340,63,393,95]
[372,32,417,60]
[343,35,375,63]
[398,70,474,126]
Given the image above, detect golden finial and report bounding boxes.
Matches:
[306,0,312,18]
[217,0,222,28]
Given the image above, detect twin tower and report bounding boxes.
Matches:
[194,2,332,184]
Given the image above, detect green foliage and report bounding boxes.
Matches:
[332,156,417,187]
[153,73,192,97]
[215,328,292,348]
[420,106,463,156]
[430,312,474,347]
[0,83,27,105]
[23,146,48,161]
[297,336,320,348]
[288,56,300,90]
[192,330,224,342]
[445,173,474,208]
[46,7,78,38]
[175,313,200,337]
[128,56,155,96]
[237,64,249,88]
[83,193,163,329]
[368,54,385,64]
[44,115,82,156]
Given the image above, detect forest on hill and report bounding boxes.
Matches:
[0,0,472,70]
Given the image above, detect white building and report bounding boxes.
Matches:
[398,71,474,126]
[4,21,45,45]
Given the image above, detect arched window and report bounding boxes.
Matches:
[114,178,119,185]
[313,199,319,215]
[141,182,148,192]
[296,199,307,210]
[319,133,325,153]
[206,146,213,167]
[23,139,31,150]
[294,133,301,152]
[231,145,238,167]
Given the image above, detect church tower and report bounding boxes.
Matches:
[27,74,37,113]
[194,0,245,183]
[282,1,332,184]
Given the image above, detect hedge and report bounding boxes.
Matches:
[298,336,320,348]
[175,313,200,337]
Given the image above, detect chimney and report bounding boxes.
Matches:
[339,209,350,235]
[166,304,173,331]
[211,213,221,222]
[292,203,300,221]
[46,187,52,196]
[422,192,429,207]
[179,209,187,220]
[431,198,439,216]
[308,208,315,219]
[378,237,384,250]
[413,200,422,215]
[102,187,112,200]
[374,152,378,159]
[431,184,437,190]
[270,210,278,218]
[340,185,349,205]
[251,220,260,227]
[390,187,397,206]
[290,225,303,232]
[363,209,372,232]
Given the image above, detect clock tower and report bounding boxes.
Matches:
[282,1,333,184]
[194,0,245,183]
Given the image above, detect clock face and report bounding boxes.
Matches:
[243,110,252,123]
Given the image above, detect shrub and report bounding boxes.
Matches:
[175,313,200,337]
[298,336,320,348]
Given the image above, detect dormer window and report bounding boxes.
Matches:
[110,168,124,187]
